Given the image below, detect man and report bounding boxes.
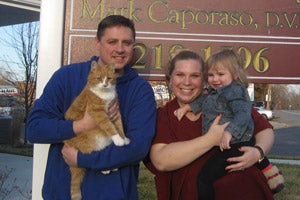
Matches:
[26,15,157,199]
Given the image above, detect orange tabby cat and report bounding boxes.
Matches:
[64,61,130,200]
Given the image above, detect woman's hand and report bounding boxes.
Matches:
[225,128,274,172]
[150,115,230,171]
[206,114,230,146]
[225,146,261,172]
[62,144,79,167]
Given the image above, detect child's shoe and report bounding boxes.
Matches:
[263,165,285,193]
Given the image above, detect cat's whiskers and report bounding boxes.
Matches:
[90,84,116,101]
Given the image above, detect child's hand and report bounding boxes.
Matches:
[174,104,191,121]
[174,107,186,121]
[219,131,232,151]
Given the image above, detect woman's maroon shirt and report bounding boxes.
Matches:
[145,98,274,200]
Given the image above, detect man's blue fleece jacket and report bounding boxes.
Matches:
[26,56,157,200]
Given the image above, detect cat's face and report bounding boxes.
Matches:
[88,61,116,91]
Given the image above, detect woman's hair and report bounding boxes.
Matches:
[206,49,249,87]
[167,49,205,80]
[97,15,136,41]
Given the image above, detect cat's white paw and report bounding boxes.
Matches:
[112,135,130,146]
[101,168,118,175]
[124,137,130,145]
[71,192,82,200]
[101,170,111,174]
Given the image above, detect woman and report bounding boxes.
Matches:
[145,50,274,200]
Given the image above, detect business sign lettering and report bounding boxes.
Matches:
[63,0,300,84]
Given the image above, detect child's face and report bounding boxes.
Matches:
[207,63,233,90]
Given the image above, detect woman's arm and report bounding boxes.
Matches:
[150,115,228,171]
[255,127,274,155]
[225,128,274,172]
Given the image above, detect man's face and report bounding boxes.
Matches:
[96,26,135,70]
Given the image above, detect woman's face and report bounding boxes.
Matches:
[170,59,203,106]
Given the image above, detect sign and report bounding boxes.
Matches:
[63,0,300,84]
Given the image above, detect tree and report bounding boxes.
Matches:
[254,83,269,102]
[253,83,300,110]
[269,84,300,110]
[0,22,39,144]
[270,84,289,109]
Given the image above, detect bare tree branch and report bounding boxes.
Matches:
[0,22,39,144]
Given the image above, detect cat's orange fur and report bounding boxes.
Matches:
[64,61,130,200]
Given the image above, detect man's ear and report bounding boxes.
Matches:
[95,36,100,50]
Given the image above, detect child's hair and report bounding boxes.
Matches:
[206,49,249,87]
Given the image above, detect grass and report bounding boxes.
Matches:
[1,145,300,199]
[138,163,157,200]
[137,162,300,200]
[269,155,300,160]
[273,164,300,200]
[0,144,33,157]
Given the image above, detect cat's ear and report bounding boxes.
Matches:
[91,60,98,71]
[109,63,115,72]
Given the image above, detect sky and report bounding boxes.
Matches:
[0,24,32,81]
[0,26,20,69]
[288,84,300,94]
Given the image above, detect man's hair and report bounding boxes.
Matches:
[97,15,136,40]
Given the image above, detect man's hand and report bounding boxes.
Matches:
[62,144,78,167]
[108,99,120,121]
[73,109,97,134]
